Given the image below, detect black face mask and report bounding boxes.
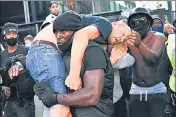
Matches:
[6,38,18,46]
[129,17,150,39]
[58,35,73,52]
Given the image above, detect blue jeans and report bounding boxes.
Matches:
[26,42,67,117]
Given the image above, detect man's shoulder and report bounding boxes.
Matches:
[84,41,107,60]
[150,31,166,41]
[86,41,103,53]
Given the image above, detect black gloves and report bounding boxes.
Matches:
[33,83,58,108]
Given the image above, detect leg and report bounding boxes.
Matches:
[26,45,70,117]
[4,102,17,117]
[129,95,150,117]
[114,96,127,117]
[148,93,166,117]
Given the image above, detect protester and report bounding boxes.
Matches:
[34,38,115,117]
[152,17,164,33]
[50,10,131,91]
[106,44,135,117]
[0,22,35,117]
[28,10,131,116]
[164,23,175,38]
[24,35,34,47]
[126,7,166,117]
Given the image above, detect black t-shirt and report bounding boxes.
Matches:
[63,41,114,117]
[0,45,35,100]
[80,14,112,44]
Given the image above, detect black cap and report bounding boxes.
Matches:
[128,7,153,26]
[2,22,18,36]
[53,10,82,33]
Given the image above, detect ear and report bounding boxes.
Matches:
[49,7,51,12]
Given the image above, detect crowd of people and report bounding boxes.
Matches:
[0,1,175,117]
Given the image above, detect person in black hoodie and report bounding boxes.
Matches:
[0,22,35,117]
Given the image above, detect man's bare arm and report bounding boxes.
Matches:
[69,26,101,76]
[126,41,143,62]
[57,69,104,106]
[138,33,166,63]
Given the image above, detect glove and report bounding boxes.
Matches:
[33,83,58,108]
[1,86,11,99]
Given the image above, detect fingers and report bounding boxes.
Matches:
[65,76,82,91]
[8,66,20,79]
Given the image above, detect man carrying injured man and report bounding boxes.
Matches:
[30,10,131,117]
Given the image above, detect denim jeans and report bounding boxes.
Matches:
[26,42,67,117]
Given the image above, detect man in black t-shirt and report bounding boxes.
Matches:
[0,22,35,117]
[53,10,131,91]
[33,37,114,117]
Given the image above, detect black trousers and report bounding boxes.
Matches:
[129,93,166,117]
[114,96,127,117]
[4,99,35,117]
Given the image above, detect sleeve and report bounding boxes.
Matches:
[113,53,135,69]
[83,15,112,40]
[84,47,107,71]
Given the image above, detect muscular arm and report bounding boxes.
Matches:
[138,33,166,63]
[56,69,104,106]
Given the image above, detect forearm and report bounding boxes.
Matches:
[56,88,97,106]
[127,43,142,61]
[70,32,89,76]
[138,42,158,63]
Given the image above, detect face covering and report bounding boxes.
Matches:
[132,24,149,39]
[152,26,163,33]
[6,38,18,46]
[129,17,150,39]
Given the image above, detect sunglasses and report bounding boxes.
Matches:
[130,17,148,27]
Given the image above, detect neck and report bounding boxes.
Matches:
[8,44,18,53]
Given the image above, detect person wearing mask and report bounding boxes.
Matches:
[152,17,164,33]
[27,10,131,117]
[126,7,166,117]
[0,22,35,117]
[24,35,34,47]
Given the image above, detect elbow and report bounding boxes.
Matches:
[87,90,100,105]
[88,94,100,105]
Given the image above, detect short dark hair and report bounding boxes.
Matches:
[24,35,34,42]
[49,1,58,8]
